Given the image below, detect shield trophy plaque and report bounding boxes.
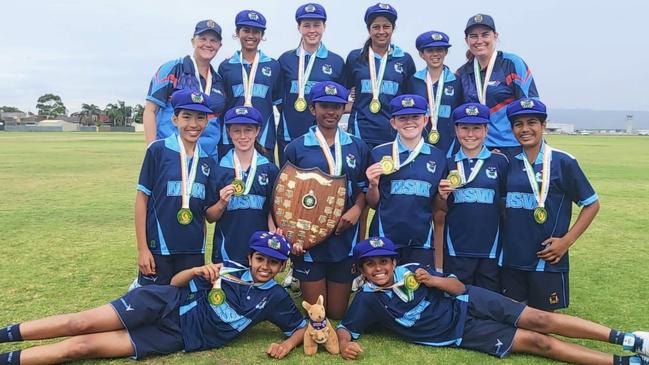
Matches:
[272,162,347,250]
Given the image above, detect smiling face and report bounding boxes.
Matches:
[419,47,448,69]
[368,16,394,49]
[512,116,545,148]
[237,26,263,52]
[455,123,488,153]
[310,102,344,130]
[172,109,208,145]
[247,251,285,283]
[360,256,396,287]
[191,32,222,62]
[227,124,259,152]
[298,19,325,49]
[465,25,498,59]
[390,114,426,142]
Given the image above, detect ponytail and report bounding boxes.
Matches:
[254,140,267,156]
[359,37,372,61]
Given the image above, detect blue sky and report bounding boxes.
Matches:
[1,0,645,113]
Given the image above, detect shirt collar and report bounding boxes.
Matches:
[183,55,215,75]
[396,135,430,154]
[219,149,270,168]
[228,49,273,64]
[360,265,412,295]
[454,145,491,162]
[467,51,501,74]
[164,133,208,157]
[303,125,353,146]
[241,270,278,290]
[373,43,405,60]
[293,42,329,59]
[515,140,547,164]
[413,65,456,83]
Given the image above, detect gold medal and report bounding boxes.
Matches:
[208,288,225,306]
[369,99,381,114]
[447,170,463,188]
[380,156,395,174]
[534,207,548,224]
[428,130,440,145]
[177,208,193,225]
[232,179,245,196]
[404,272,419,291]
[294,97,307,112]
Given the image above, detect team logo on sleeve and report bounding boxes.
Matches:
[322,64,333,75]
[235,107,248,115]
[474,14,484,23]
[202,163,211,177]
[394,62,403,73]
[248,12,260,21]
[346,154,357,168]
[401,97,415,107]
[304,4,316,12]
[465,105,480,116]
[486,166,497,179]
[258,173,269,185]
[191,93,204,103]
[444,85,455,96]
[324,84,338,95]
[262,66,272,77]
[520,99,535,109]
[369,238,385,247]
[426,161,437,173]
[431,33,443,41]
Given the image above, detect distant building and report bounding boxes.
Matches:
[546,122,575,134]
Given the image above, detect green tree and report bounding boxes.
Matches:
[104,101,132,126]
[80,103,102,125]
[132,104,144,124]
[0,106,23,113]
[36,94,66,118]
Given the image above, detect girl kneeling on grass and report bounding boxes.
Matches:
[336,237,649,365]
[0,232,306,364]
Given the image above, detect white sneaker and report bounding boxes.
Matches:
[633,331,649,356]
[282,268,294,288]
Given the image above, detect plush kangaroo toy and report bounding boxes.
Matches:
[302,295,340,355]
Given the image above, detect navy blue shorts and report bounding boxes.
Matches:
[444,255,501,292]
[110,285,185,359]
[500,268,569,311]
[291,256,355,283]
[396,247,435,268]
[459,285,526,358]
[138,253,204,286]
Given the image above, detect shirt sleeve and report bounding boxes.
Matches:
[266,291,307,336]
[146,60,180,108]
[207,72,227,116]
[188,276,212,292]
[282,141,297,167]
[264,164,280,214]
[203,159,221,208]
[559,155,598,207]
[505,54,539,99]
[402,54,417,92]
[337,292,379,340]
[344,52,356,89]
[137,144,158,195]
[272,62,284,106]
[355,141,370,193]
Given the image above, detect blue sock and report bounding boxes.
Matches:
[609,330,644,351]
[0,325,21,343]
[0,350,21,365]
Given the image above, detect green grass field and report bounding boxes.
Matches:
[1,132,648,364]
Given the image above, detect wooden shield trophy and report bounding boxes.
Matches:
[272,162,347,250]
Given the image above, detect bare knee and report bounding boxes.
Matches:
[64,316,92,334]
[60,337,95,360]
[516,331,554,355]
[521,308,555,333]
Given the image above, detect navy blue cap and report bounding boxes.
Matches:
[224,106,262,126]
[194,19,222,39]
[506,98,547,121]
[235,10,267,30]
[353,237,397,261]
[364,3,398,25]
[170,89,212,114]
[416,30,451,51]
[465,13,496,35]
[453,103,490,124]
[390,94,427,117]
[295,3,327,22]
[248,231,291,261]
[308,81,349,104]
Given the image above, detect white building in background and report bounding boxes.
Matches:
[546,122,575,134]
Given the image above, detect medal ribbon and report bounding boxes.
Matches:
[522,143,552,209]
[240,51,260,107]
[233,149,259,195]
[391,135,424,171]
[456,158,485,186]
[297,42,320,101]
[425,68,445,131]
[314,127,343,175]
[191,56,212,95]
[473,50,497,105]
[369,271,416,302]
[178,135,200,210]
[368,46,389,102]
